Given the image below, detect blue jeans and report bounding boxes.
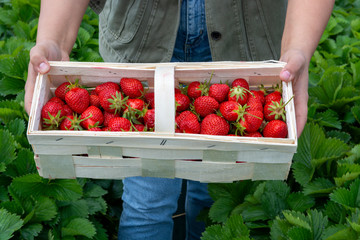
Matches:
[118,0,213,239]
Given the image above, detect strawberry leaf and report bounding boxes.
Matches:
[330,178,360,210]
[303,178,336,196]
[314,109,342,129]
[287,226,312,240]
[61,217,96,238]
[0,208,24,240]
[286,192,315,212]
[20,223,42,240]
[322,224,357,240]
[0,129,16,173]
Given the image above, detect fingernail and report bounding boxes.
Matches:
[39,62,49,73]
[280,70,291,81]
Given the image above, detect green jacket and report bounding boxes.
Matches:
[89,0,287,63]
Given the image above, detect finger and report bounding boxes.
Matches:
[30,45,51,74]
[279,51,306,83]
[294,93,308,137]
[24,64,38,114]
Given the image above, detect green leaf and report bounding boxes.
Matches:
[11,174,83,201]
[85,197,107,215]
[326,130,351,143]
[61,218,96,238]
[32,197,57,222]
[59,200,89,220]
[92,219,109,240]
[12,21,31,39]
[0,208,24,240]
[261,191,288,219]
[20,223,42,240]
[352,105,360,124]
[0,129,16,172]
[75,27,91,48]
[287,226,312,240]
[322,224,357,240]
[303,178,336,196]
[335,163,360,186]
[324,201,348,224]
[0,50,29,79]
[315,109,342,129]
[0,76,25,96]
[282,210,311,231]
[5,148,36,178]
[6,118,25,136]
[309,209,328,240]
[330,178,360,210]
[209,197,237,223]
[270,217,292,240]
[241,205,268,222]
[84,182,108,198]
[287,192,315,212]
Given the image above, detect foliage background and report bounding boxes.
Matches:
[0,0,359,239]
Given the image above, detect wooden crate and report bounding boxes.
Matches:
[27,61,297,183]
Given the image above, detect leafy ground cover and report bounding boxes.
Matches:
[0,0,359,239]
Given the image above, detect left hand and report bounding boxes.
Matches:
[279,49,309,138]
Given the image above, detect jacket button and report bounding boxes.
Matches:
[211,31,222,40]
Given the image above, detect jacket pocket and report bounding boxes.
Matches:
[100,0,149,43]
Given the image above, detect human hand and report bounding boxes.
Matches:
[25,41,69,114]
[279,49,309,138]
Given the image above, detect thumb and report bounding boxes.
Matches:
[279,51,307,83]
[29,45,51,74]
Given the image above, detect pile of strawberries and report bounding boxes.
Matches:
[41,77,291,138]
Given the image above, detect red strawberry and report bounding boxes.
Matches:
[123,98,146,123]
[194,96,219,118]
[55,82,71,100]
[245,132,262,137]
[89,94,101,108]
[60,115,83,131]
[175,93,190,112]
[187,80,210,99]
[263,120,288,138]
[249,90,265,106]
[228,86,248,106]
[132,124,146,132]
[246,95,263,112]
[80,106,104,130]
[200,114,230,135]
[62,105,73,116]
[65,87,90,114]
[209,83,230,103]
[219,101,245,122]
[265,91,282,105]
[41,101,65,129]
[108,117,131,132]
[89,127,102,131]
[231,78,249,90]
[238,110,264,133]
[144,92,155,109]
[99,89,127,114]
[176,111,200,134]
[48,96,65,105]
[94,82,120,95]
[144,108,155,129]
[264,96,293,121]
[176,110,192,127]
[103,111,120,127]
[120,78,144,98]
[174,88,182,94]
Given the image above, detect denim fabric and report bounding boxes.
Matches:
[118,1,213,239]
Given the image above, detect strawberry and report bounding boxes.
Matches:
[219,101,245,122]
[246,95,263,112]
[249,90,265,106]
[174,88,182,94]
[108,117,131,131]
[175,93,190,112]
[265,91,282,105]
[144,92,155,109]
[228,86,249,106]
[132,124,146,132]
[176,111,200,134]
[123,98,146,123]
[263,120,288,138]
[41,101,65,129]
[245,131,262,137]
[55,82,71,100]
[209,83,230,103]
[89,94,101,108]
[194,96,219,117]
[143,108,155,129]
[238,110,264,133]
[48,96,65,105]
[120,78,144,98]
[200,114,230,135]
[80,106,104,130]
[62,105,73,116]
[89,127,102,131]
[231,78,249,90]
[99,89,127,114]
[60,115,84,131]
[65,87,90,114]
[103,111,120,127]
[94,82,120,95]
[187,80,210,99]
[264,96,293,121]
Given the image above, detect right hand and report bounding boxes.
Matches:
[25,40,69,114]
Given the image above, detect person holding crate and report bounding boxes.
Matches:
[24,0,334,239]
